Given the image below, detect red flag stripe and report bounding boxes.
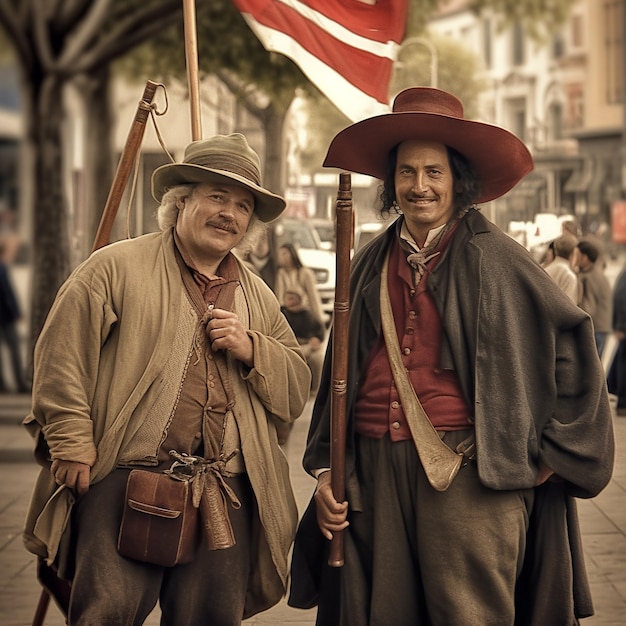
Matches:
[232,0,409,120]
[240,5,394,101]
[245,19,392,120]
[240,0,405,49]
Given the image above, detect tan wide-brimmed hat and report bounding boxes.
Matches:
[323,87,534,203]
[151,133,286,222]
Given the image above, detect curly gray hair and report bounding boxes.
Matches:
[156,184,267,255]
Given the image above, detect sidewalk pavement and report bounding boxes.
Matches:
[1,393,624,625]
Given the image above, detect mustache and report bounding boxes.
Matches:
[206,219,237,233]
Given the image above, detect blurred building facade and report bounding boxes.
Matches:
[428,0,624,236]
[0,0,625,249]
[0,64,21,219]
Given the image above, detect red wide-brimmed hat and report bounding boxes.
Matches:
[323,87,534,203]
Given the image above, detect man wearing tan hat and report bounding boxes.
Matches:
[290,88,615,625]
[23,133,311,624]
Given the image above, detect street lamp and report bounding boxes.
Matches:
[397,36,438,88]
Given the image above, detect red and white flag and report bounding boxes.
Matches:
[232,0,409,121]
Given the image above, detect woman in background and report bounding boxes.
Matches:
[275,243,324,327]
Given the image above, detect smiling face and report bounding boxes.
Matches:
[394,140,457,247]
[175,182,254,274]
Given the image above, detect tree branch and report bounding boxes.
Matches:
[0,0,33,70]
[216,69,268,118]
[56,0,114,71]
[32,0,59,71]
[68,0,182,74]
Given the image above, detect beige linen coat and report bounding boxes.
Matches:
[23,228,311,616]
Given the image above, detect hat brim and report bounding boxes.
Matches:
[323,112,534,203]
[151,163,286,223]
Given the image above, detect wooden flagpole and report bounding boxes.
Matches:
[182,0,202,141]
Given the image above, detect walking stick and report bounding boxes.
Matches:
[328,172,353,567]
[92,79,160,251]
[32,79,160,626]
[33,1,203,621]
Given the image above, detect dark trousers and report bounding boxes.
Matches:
[69,468,253,626]
[338,432,534,626]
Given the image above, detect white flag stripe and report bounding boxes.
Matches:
[273,0,399,58]
[244,17,392,121]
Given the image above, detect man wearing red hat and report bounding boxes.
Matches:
[290,88,615,625]
[23,133,311,624]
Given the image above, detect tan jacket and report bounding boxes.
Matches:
[23,229,311,615]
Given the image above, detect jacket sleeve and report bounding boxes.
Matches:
[541,313,615,498]
[242,286,311,423]
[29,271,116,467]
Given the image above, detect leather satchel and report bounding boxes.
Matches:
[117,469,200,567]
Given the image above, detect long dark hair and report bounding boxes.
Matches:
[377,144,481,217]
[279,242,304,270]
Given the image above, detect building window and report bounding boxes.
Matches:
[552,33,564,59]
[548,102,563,141]
[565,83,584,131]
[506,97,527,142]
[511,21,525,66]
[571,14,583,49]
[605,0,623,104]
[482,17,492,69]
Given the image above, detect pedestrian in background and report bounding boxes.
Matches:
[0,223,29,393]
[23,133,311,625]
[276,288,326,445]
[242,228,277,289]
[608,264,626,415]
[539,239,555,268]
[275,242,325,327]
[577,239,612,355]
[289,87,614,625]
[281,289,325,396]
[543,234,579,303]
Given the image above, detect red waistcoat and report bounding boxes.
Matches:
[355,233,473,440]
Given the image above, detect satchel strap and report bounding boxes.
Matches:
[380,251,463,491]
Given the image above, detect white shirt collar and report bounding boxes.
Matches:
[400,218,446,252]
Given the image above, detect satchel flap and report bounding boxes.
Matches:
[127,499,182,518]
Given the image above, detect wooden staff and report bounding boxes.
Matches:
[33,2,202,621]
[328,172,353,567]
[183,0,202,141]
[32,78,160,626]
[92,80,159,252]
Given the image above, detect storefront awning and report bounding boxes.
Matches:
[564,160,593,194]
[588,159,607,195]
[510,173,546,197]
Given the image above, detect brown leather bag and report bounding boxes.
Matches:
[117,469,200,567]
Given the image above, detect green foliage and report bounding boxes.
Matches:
[406,0,440,36]
[469,0,577,39]
[117,0,311,111]
[391,34,486,118]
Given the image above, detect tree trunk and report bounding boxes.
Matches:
[80,69,115,250]
[260,102,289,196]
[29,75,72,348]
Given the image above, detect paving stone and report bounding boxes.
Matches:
[0,399,624,624]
